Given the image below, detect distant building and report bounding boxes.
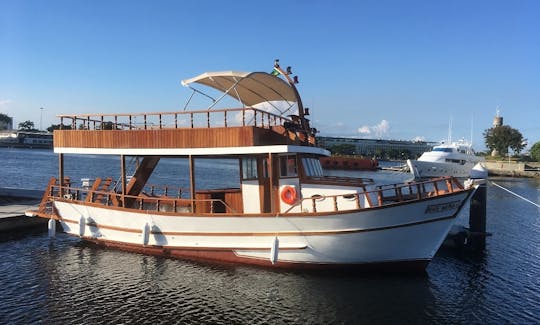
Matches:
[0,130,53,148]
[317,136,437,159]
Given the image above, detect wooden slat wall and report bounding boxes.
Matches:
[224,191,243,213]
[54,126,295,149]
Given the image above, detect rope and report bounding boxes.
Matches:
[491,181,540,208]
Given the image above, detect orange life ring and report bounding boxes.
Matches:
[280,186,298,205]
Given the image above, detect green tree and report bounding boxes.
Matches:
[18,120,37,131]
[47,124,72,132]
[483,125,526,156]
[0,113,12,130]
[530,142,540,162]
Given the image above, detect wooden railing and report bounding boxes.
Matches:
[302,176,374,187]
[58,107,291,131]
[38,176,467,217]
[38,178,239,214]
[286,176,466,214]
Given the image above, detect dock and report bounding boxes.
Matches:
[483,161,540,177]
[0,187,46,236]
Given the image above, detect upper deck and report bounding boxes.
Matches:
[54,107,318,154]
[54,65,320,155]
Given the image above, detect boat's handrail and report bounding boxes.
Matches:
[57,107,292,131]
[44,183,239,214]
[302,176,374,187]
[141,183,189,198]
[36,176,467,217]
[283,176,467,214]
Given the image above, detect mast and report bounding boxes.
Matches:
[470,115,474,148]
[448,117,452,144]
[272,60,314,142]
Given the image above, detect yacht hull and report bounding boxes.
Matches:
[407,159,478,179]
[53,190,471,269]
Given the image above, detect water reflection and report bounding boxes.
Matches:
[31,236,437,324]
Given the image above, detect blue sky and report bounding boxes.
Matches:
[1,0,539,151]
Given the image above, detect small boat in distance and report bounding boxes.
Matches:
[27,62,479,271]
[406,140,485,179]
[320,156,378,171]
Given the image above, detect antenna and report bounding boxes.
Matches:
[448,117,453,144]
[470,115,474,147]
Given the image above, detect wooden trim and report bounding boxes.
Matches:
[301,176,373,187]
[63,212,457,238]
[120,155,126,207]
[74,236,431,271]
[86,177,101,202]
[58,153,64,196]
[54,126,297,149]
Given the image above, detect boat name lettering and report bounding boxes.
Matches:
[425,201,460,214]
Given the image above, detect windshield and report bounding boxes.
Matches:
[432,148,453,153]
[302,157,324,177]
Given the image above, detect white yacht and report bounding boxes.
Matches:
[407,140,485,179]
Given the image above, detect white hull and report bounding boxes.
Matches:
[54,190,471,267]
[407,159,480,179]
[407,140,484,179]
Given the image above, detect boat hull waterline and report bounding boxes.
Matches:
[52,190,471,269]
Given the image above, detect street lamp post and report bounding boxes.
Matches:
[40,107,44,131]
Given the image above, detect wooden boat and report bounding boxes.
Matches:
[26,63,477,271]
[320,156,378,171]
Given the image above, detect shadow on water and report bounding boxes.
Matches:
[0,232,441,324]
[1,222,538,324]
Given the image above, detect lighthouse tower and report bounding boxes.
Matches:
[491,109,503,156]
[493,109,503,127]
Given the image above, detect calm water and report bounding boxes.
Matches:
[1,147,539,324]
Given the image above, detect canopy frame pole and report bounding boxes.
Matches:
[232,86,245,108]
[185,86,217,105]
[182,89,196,111]
[205,78,244,110]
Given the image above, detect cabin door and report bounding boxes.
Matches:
[240,156,271,214]
[258,156,271,213]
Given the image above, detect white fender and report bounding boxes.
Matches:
[78,216,85,237]
[142,222,150,246]
[270,236,279,264]
[48,218,56,238]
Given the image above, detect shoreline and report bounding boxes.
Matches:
[483,161,540,178]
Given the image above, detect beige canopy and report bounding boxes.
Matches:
[181,71,298,107]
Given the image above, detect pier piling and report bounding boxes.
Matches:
[468,181,487,251]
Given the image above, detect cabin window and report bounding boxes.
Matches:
[302,157,324,177]
[280,155,297,177]
[433,148,453,153]
[242,157,258,180]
